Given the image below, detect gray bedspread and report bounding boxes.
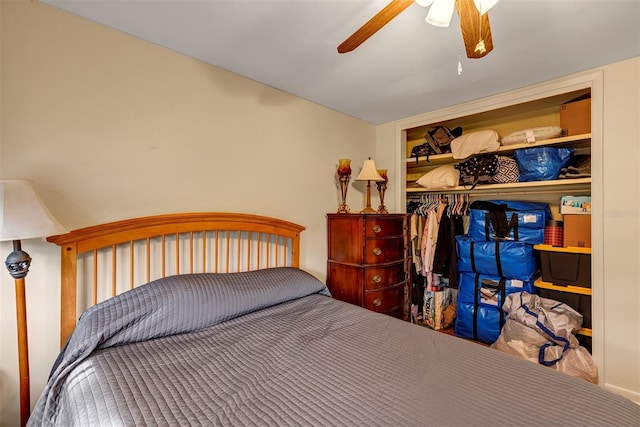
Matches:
[29,268,639,426]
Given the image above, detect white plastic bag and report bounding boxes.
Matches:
[492,293,598,383]
[492,318,598,383]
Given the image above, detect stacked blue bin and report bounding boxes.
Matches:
[454,201,550,344]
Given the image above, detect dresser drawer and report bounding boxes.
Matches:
[364,263,406,290]
[364,237,405,264]
[364,285,405,314]
[364,217,405,238]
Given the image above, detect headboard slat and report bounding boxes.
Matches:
[214,231,219,273]
[161,235,166,278]
[47,213,304,347]
[111,245,117,298]
[129,241,134,290]
[146,237,151,283]
[175,233,180,275]
[201,231,206,274]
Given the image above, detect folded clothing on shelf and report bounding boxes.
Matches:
[559,154,591,179]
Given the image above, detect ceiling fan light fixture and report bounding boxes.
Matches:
[415,0,434,7]
[473,0,500,15]
[425,0,455,27]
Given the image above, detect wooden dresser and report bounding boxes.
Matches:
[326,213,409,320]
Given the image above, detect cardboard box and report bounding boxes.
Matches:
[563,214,591,248]
[560,98,591,136]
[560,196,592,214]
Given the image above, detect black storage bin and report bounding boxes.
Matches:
[577,334,592,354]
[538,249,591,287]
[537,288,591,330]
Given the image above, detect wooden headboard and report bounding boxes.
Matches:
[47,212,305,347]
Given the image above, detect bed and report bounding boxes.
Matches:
[28,212,639,426]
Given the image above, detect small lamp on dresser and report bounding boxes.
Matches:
[355,158,384,214]
[0,180,66,427]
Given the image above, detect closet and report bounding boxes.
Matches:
[395,74,600,355]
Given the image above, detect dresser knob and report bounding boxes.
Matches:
[373,274,382,283]
[373,247,382,256]
[372,225,382,233]
[373,298,382,307]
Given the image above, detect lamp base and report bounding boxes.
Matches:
[4,240,31,427]
[360,180,379,214]
[360,207,378,214]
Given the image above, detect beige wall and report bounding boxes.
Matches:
[0,2,378,425]
[600,57,640,400]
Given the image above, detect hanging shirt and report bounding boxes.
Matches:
[422,203,447,289]
[410,214,422,272]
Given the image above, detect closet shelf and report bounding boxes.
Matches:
[533,244,592,255]
[577,327,592,337]
[534,277,592,296]
[406,133,591,168]
[406,178,591,195]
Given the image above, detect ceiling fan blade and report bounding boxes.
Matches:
[338,0,415,54]
[456,0,494,58]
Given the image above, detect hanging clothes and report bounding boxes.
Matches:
[410,214,422,273]
[422,202,446,290]
[411,194,467,286]
[407,193,470,320]
[432,212,465,289]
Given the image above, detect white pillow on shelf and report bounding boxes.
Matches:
[450,130,500,159]
[501,126,563,145]
[416,165,460,189]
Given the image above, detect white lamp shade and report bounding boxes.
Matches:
[415,0,435,7]
[0,180,66,241]
[426,0,455,27]
[474,0,500,15]
[355,160,384,182]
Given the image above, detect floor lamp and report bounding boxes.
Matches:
[0,180,66,427]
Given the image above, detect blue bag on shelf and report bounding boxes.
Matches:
[468,200,551,244]
[455,302,506,344]
[514,147,574,181]
[456,235,538,280]
[457,272,536,307]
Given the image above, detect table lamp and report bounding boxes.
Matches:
[1,180,66,427]
[355,158,384,214]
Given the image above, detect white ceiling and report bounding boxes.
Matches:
[41,0,640,125]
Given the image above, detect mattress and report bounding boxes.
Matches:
[28,268,639,426]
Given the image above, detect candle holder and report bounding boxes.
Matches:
[336,159,351,214]
[376,169,389,214]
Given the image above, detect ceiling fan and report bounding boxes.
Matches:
[338,0,499,59]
